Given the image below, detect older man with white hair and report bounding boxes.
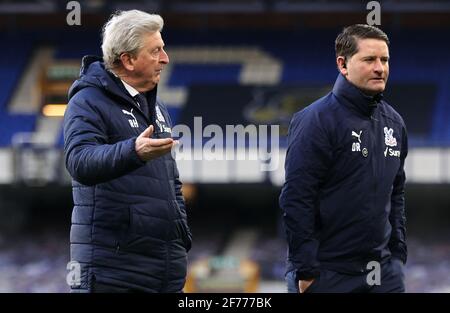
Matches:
[64,10,192,292]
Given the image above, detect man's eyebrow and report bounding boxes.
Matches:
[361,55,390,59]
[151,43,164,50]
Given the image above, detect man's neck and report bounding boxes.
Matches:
[110,69,140,96]
[121,78,141,98]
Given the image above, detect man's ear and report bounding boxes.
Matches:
[336,56,348,76]
[119,52,135,71]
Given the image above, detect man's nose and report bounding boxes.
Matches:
[373,59,384,73]
[160,49,169,64]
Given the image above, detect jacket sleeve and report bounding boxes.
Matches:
[279,110,333,280]
[63,95,145,186]
[388,126,408,263]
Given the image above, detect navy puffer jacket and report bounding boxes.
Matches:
[280,74,407,280]
[64,55,191,292]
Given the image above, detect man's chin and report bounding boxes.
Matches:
[366,84,385,95]
[370,80,386,89]
[152,77,160,86]
[141,83,157,92]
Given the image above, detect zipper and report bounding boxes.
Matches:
[370,112,379,247]
[371,114,378,193]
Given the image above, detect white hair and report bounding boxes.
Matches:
[101,10,164,70]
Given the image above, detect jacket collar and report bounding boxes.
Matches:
[332,74,383,117]
[69,55,157,113]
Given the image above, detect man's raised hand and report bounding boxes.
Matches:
[135,125,176,161]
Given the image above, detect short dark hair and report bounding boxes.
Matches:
[335,24,389,59]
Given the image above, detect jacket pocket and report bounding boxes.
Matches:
[173,217,192,252]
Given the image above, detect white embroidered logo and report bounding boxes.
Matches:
[351,130,362,152]
[155,105,165,123]
[352,130,362,143]
[383,127,400,158]
[155,119,172,134]
[122,108,138,128]
[384,127,397,147]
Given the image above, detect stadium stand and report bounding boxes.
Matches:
[0,34,37,147]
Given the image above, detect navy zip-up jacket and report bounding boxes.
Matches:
[64,56,192,292]
[279,74,408,280]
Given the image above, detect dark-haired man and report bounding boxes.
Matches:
[280,24,407,293]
